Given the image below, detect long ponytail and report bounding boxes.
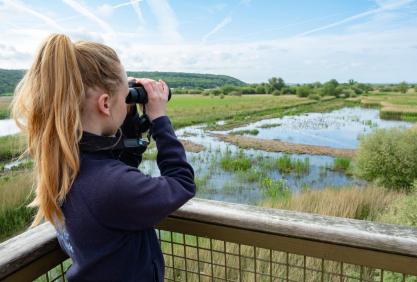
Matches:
[11,34,123,228]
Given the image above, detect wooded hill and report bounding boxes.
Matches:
[0,69,245,94]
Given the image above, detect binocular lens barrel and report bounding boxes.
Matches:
[126,83,172,104]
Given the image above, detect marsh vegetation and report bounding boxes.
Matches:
[1,89,417,243]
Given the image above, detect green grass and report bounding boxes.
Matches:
[261,185,404,221]
[0,96,12,120]
[260,177,291,199]
[377,191,417,227]
[275,155,310,175]
[207,98,348,130]
[0,134,26,161]
[360,92,417,121]
[0,169,35,242]
[276,155,293,172]
[332,157,351,172]
[236,169,266,183]
[258,123,281,129]
[229,129,259,135]
[167,94,316,129]
[220,153,252,171]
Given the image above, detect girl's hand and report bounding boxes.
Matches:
[129,78,169,121]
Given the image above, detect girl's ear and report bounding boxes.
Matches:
[97,93,111,116]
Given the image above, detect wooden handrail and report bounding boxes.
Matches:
[1,198,417,280]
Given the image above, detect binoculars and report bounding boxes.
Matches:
[126,81,172,104]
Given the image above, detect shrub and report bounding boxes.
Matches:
[377,191,417,227]
[255,85,266,94]
[219,93,225,99]
[211,89,221,96]
[241,87,256,94]
[296,85,311,97]
[341,88,354,98]
[352,86,363,95]
[229,90,242,96]
[220,84,237,95]
[354,128,417,191]
[308,94,320,100]
[272,90,280,96]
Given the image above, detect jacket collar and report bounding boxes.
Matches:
[79,129,123,153]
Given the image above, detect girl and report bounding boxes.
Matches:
[11,34,195,281]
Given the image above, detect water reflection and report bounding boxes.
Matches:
[218,107,413,149]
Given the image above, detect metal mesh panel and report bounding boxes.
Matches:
[33,258,72,282]
[31,229,416,282]
[156,229,415,282]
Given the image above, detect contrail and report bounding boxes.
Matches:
[202,16,232,43]
[3,0,64,31]
[62,0,115,33]
[114,0,142,9]
[297,0,414,37]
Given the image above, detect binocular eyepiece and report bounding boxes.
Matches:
[126,81,172,104]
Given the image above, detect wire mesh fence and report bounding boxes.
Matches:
[156,229,415,282]
[32,228,416,282]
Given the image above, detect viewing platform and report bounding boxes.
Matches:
[1,198,417,281]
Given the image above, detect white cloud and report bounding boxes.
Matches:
[97,4,114,17]
[0,0,416,84]
[146,0,182,42]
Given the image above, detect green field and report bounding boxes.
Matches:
[356,92,417,121]
[1,92,417,243]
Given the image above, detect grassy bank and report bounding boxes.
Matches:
[0,168,34,242]
[0,96,12,119]
[357,92,417,121]
[0,133,26,161]
[205,96,347,130]
[167,94,319,129]
[261,185,404,221]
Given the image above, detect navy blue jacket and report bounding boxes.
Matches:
[55,115,196,281]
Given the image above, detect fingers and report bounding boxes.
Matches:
[159,79,169,97]
[130,78,168,101]
[135,78,155,96]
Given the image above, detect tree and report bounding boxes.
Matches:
[296,85,311,97]
[220,84,238,95]
[320,79,340,97]
[255,85,266,94]
[398,81,408,93]
[268,77,285,91]
[312,81,322,88]
[348,79,356,86]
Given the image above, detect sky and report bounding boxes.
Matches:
[0,0,416,83]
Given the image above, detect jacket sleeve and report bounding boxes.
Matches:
[94,116,196,231]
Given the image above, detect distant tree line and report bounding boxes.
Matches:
[0,69,245,95]
[0,69,25,94]
[1,68,415,96]
[126,71,245,88]
[178,76,417,98]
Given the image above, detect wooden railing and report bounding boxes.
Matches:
[1,198,417,281]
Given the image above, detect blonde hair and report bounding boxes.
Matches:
[11,34,123,228]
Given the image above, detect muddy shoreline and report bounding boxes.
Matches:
[210,133,355,158]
